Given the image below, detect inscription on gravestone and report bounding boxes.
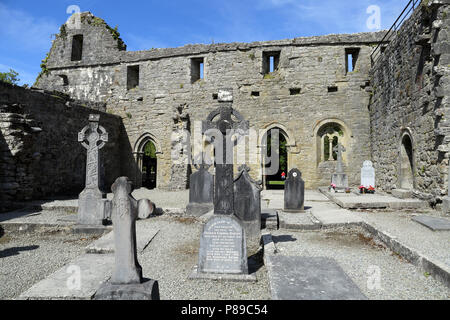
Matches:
[198,215,248,275]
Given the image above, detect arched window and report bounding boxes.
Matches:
[317,123,344,163]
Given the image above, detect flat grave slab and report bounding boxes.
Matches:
[85,222,160,254]
[278,210,320,230]
[265,255,367,300]
[19,253,114,300]
[319,187,427,210]
[412,215,450,231]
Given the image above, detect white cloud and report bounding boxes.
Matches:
[0,3,59,51]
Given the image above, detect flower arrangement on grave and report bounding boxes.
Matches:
[345,188,351,194]
[329,183,337,192]
[359,185,376,194]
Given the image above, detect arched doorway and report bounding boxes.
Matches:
[142,140,157,189]
[263,128,288,190]
[399,133,414,190]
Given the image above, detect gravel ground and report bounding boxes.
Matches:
[0,226,98,300]
[114,189,189,209]
[272,226,450,300]
[138,216,271,300]
[0,208,77,225]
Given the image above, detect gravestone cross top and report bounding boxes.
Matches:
[202,89,249,215]
[78,114,108,191]
[333,143,346,174]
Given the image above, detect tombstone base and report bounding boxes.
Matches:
[186,202,214,217]
[283,207,306,213]
[93,278,160,300]
[78,190,110,226]
[331,173,348,191]
[442,197,450,215]
[189,266,257,282]
[391,189,413,199]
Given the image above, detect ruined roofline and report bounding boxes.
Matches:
[49,11,389,70]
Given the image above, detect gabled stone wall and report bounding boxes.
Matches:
[369,0,450,205]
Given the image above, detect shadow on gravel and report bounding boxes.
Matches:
[0,245,40,258]
[272,235,297,243]
[0,225,4,238]
[248,248,264,274]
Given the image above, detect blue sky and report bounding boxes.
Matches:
[0,0,409,86]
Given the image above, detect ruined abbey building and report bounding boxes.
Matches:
[1,1,449,212]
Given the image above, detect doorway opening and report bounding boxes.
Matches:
[264,128,288,190]
[142,140,157,189]
[399,134,414,190]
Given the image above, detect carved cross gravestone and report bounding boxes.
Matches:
[234,165,262,254]
[201,89,249,215]
[284,168,305,212]
[94,177,160,300]
[361,160,375,189]
[331,142,348,191]
[77,114,109,225]
[186,154,214,216]
[194,89,253,279]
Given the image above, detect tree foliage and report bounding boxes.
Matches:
[0,69,20,85]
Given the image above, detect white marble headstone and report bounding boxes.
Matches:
[361,161,375,188]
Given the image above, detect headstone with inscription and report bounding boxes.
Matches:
[360,161,375,189]
[284,168,305,212]
[198,215,248,275]
[331,143,348,192]
[78,114,109,226]
[186,154,214,216]
[94,177,159,300]
[234,165,262,254]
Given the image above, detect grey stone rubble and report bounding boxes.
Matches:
[94,177,159,300]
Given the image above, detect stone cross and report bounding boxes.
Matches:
[333,143,346,174]
[202,89,249,215]
[78,114,108,192]
[110,177,142,285]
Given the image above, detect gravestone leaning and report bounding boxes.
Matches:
[284,168,305,212]
[186,155,214,216]
[331,143,348,192]
[360,160,375,189]
[78,114,109,226]
[94,177,159,300]
[234,165,262,254]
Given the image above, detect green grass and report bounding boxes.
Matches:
[268,181,285,185]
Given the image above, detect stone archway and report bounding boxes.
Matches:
[259,123,295,190]
[399,131,415,190]
[133,133,162,189]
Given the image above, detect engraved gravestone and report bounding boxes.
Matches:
[78,114,109,225]
[186,154,214,216]
[198,215,248,275]
[234,165,262,253]
[94,177,159,300]
[331,143,348,191]
[361,160,375,189]
[284,168,305,212]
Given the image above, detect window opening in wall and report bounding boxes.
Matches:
[345,48,360,73]
[71,35,84,61]
[290,88,301,95]
[127,65,140,90]
[251,91,260,97]
[59,75,69,86]
[328,86,338,93]
[263,51,280,75]
[191,57,204,83]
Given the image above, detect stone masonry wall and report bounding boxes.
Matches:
[0,81,124,212]
[369,0,450,205]
[36,12,387,190]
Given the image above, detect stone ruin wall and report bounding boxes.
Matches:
[36,12,387,190]
[0,81,124,212]
[369,0,450,205]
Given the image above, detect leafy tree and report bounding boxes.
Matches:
[0,69,20,85]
